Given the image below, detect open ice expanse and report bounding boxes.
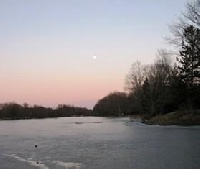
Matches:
[0,117,200,169]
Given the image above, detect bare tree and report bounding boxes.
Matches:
[168,0,200,46]
[184,0,200,27]
[146,51,173,115]
[125,61,148,93]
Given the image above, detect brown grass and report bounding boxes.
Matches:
[144,110,200,125]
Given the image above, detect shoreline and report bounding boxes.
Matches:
[1,111,200,126]
[141,110,200,126]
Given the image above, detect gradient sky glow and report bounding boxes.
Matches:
[0,0,187,109]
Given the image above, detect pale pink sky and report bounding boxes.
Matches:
[0,0,186,109]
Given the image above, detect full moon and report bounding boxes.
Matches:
[93,55,97,59]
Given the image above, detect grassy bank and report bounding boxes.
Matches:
[142,110,200,126]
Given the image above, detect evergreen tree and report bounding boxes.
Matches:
[178,25,200,86]
[178,25,200,109]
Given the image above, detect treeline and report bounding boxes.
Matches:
[93,51,200,117]
[0,103,92,120]
[93,92,128,116]
[93,0,200,117]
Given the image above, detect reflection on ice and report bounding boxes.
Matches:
[53,161,82,169]
[4,154,83,169]
[4,154,49,169]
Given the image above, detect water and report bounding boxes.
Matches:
[0,117,199,169]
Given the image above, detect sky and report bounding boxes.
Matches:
[0,0,188,109]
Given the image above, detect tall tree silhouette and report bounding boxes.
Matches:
[179,25,200,86]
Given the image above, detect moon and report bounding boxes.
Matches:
[93,55,97,59]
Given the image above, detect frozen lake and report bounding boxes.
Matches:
[0,117,200,169]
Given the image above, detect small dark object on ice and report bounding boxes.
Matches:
[35,144,38,148]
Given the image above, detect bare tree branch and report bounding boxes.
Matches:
[167,0,200,47]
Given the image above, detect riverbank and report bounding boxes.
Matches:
[141,110,200,126]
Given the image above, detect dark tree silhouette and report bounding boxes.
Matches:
[0,103,92,120]
[93,92,128,116]
[179,25,200,86]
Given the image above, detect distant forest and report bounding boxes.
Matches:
[0,103,92,120]
[1,0,200,120]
